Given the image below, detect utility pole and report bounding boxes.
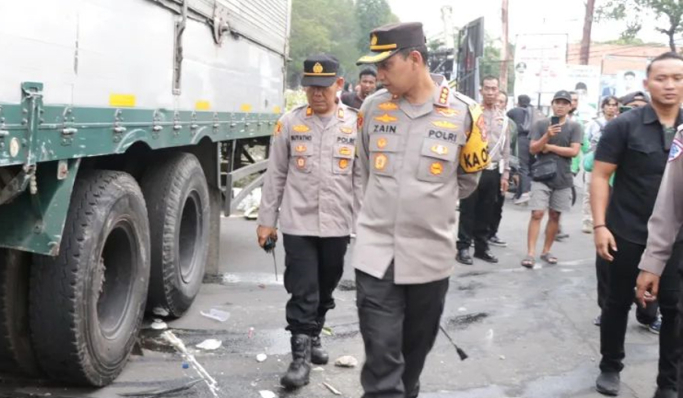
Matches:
[500,0,509,91]
[580,0,596,65]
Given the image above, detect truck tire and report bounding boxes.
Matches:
[141,153,210,318]
[0,249,40,376]
[29,170,150,386]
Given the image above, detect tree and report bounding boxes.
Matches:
[288,0,358,88]
[479,36,515,91]
[598,0,683,52]
[355,0,400,55]
[580,0,596,64]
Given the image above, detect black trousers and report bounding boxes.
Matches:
[282,234,348,335]
[356,266,449,398]
[515,132,532,199]
[596,255,659,324]
[458,169,500,252]
[488,190,505,239]
[600,234,681,390]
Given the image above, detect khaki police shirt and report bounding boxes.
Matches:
[257,103,361,237]
[352,75,481,284]
[638,127,683,276]
[482,107,511,173]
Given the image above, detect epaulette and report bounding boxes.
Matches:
[453,91,478,108]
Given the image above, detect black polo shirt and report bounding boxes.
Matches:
[595,104,682,245]
[341,92,364,109]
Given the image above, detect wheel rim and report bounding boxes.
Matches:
[179,191,200,282]
[97,221,136,338]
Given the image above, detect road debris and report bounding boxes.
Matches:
[162,331,220,398]
[199,308,231,322]
[322,326,334,336]
[152,307,170,317]
[151,319,168,330]
[334,355,358,368]
[259,391,277,398]
[312,366,325,372]
[322,382,342,395]
[120,379,202,397]
[256,353,267,362]
[196,339,223,350]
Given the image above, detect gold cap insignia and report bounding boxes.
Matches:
[371,34,378,46]
[313,62,324,74]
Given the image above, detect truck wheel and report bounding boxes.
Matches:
[29,171,150,386]
[142,153,210,318]
[0,249,40,375]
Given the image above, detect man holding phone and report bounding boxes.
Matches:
[521,90,582,268]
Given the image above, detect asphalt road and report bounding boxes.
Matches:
[0,192,665,398]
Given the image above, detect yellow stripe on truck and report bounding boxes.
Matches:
[109,94,136,107]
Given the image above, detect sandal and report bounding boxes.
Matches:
[521,256,535,269]
[540,253,558,265]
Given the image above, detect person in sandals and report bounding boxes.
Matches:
[521,90,582,268]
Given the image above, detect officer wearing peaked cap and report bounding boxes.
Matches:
[353,22,485,398]
[256,54,362,390]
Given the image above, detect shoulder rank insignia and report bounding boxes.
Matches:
[357,111,364,130]
[438,87,450,105]
[305,106,313,117]
[337,108,345,119]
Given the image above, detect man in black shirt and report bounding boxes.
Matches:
[341,68,377,109]
[591,52,683,398]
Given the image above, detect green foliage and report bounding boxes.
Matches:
[597,0,683,50]
[287,0,399,89]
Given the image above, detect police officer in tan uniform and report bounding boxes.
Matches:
[456,75,511,264]
[354,22,483,398]
[256,54,361,389]
[636,124,683,397]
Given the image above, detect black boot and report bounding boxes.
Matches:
[456,249,473,265]
[595,371,620,396]
[310,335,329,365]
[280,334,311,389]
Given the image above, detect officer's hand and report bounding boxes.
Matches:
[594,226,617,262]
[256,225,278,248]
[542,144,553,154]
[500,178,509,193]
[547,125,561,137]
[635,270,660,308]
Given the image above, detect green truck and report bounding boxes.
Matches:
[0,0,290,387]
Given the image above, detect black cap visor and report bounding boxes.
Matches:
[301,74,337,87]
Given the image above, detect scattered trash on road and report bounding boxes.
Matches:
[337,279,356,291]
[120,379,202,397]
[322,382,343,396]
[200,308,231,323]
[334,355,358,368]
[312,366,325,372]
[151,319,168,330]
[162,331,220,398]
[499,355,506,360]
[248,327,255,339]
[196,339,223,350]
[256,353,267,362]
[322,326,334,336]
[152,307,170,317]
[259,391,277,398]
